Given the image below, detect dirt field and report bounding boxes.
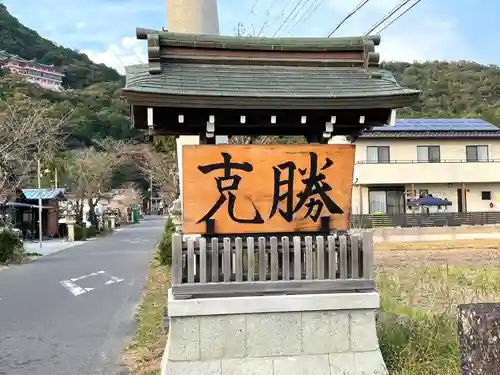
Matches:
[375,238,500,267]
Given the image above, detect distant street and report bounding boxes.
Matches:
[0,217,165,375]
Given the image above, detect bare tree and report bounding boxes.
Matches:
[107,185,142,224]
[125,144,178,202]
[66,140,130,227]
[0,95,70,199]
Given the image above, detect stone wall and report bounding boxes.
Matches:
[351,225,500,243]
[162,291,387,375]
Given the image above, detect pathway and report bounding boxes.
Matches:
[0,217,165,375]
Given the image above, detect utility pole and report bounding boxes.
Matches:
[37,158,43,249]
[54,168,58,188]
[149,173,153,215]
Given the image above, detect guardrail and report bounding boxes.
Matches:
[171,232,374,299]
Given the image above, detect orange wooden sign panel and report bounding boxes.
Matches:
[182,144,355,234]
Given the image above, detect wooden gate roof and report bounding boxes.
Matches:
[122,28,419,110]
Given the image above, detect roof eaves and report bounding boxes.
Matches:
[360,131,500,138]
[136,27,381,52]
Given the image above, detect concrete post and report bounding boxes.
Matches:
[65,203,76,242]
[166,0,227,228]
[166,0,219,35]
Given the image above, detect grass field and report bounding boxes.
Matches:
[125,238,500,375]
[376,237,500,375]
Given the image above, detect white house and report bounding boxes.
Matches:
[351,118,500,214]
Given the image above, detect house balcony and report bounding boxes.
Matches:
[354,159,500,184]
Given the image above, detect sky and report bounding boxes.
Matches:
[2,0,500,74]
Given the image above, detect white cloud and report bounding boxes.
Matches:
[83,37,147,74]
[326,0,465,62]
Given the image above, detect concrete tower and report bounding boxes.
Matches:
[166,0,219,34]
[166,0,227,213]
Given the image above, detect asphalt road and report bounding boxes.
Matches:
[0,216,166,375]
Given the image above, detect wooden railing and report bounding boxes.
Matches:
[350,212,500,228]
[171,232,374,299]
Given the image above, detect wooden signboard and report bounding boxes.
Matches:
[182,144,355,235]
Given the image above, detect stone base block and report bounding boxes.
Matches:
[164,352,387,375]
[161,291,387,375]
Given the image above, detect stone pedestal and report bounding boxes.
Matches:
[109,215,116,230]
[161,291,387,375]
[168,198,183,234]
[103,215,116,230]
[66,219,76,242]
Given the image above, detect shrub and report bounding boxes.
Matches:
[74,224,87,241]
[0,228,25,263]
[157,218,175,265]
[87,226,97,238]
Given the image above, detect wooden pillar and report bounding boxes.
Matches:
[358,185,363,214]
[461,182,467,212]
[410,183,415,213]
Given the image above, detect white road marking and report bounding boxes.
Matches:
[126,238,150,244]
[59,280,87,296]
[59,271,124,297]
[70,271,100,281]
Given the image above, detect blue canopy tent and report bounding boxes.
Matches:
[408,196,452,207]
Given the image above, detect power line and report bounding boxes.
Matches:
[289,0,325,36]
[364,0,413,35]
[256,0,283,36]
[273,0,307,37]
[280,0,311,35]
[327,0,371,37]
[374,0,423,34]
[247,0,261,17]
[266,0,295,36]
[241,0,261,32]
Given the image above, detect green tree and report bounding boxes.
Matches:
[0,4,122,88]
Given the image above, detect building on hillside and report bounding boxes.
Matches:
[352,118,500,216]
[0,50,65,90]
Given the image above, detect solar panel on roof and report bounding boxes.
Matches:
[372,118,498,132]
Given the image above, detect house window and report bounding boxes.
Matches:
[368,189,405,214]
[481,191,492,200]
[417,146,440,163]
[369,190,386,213]
[466,145,488,162]
[366,146,390,164]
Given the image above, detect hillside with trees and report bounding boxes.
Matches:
[383,61,500,125]
[0,4,122,88]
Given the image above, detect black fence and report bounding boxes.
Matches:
[350,212,500,229]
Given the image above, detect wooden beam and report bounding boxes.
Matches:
[171,279,375,299]
[410,183,415,213]
[461,182,467,212]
